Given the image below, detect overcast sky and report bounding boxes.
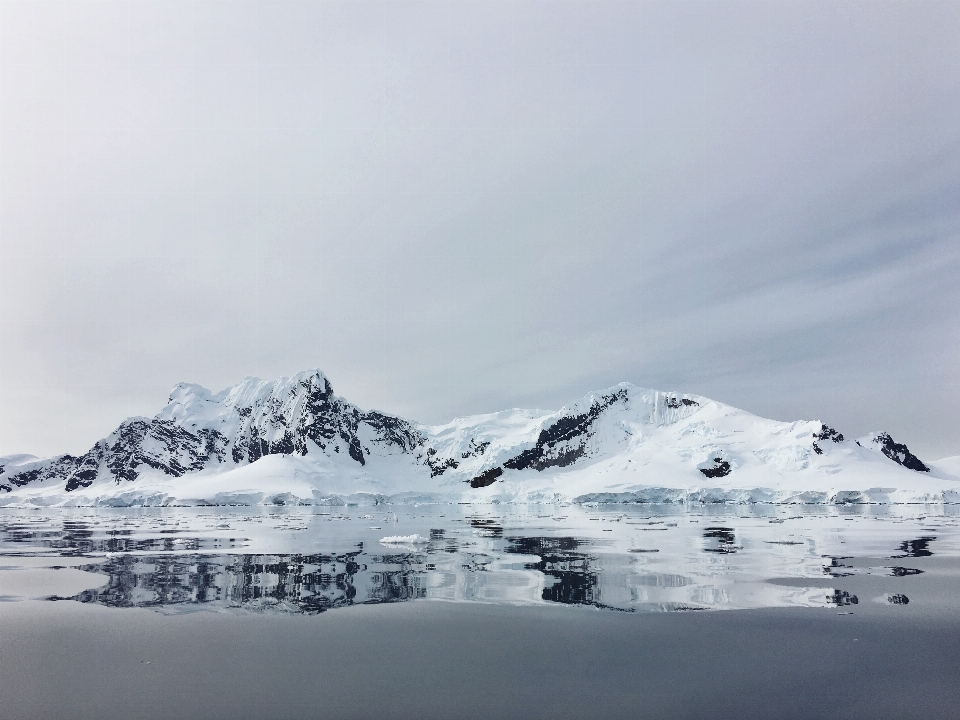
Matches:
[2,0,958,460]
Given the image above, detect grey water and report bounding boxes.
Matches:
[1,503,959,719]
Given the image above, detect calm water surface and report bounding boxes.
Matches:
[1,503,957,614]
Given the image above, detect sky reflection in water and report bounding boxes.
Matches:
[0,504,957,614]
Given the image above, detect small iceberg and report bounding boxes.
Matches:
[379,534,428,545]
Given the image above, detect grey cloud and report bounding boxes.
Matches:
[1,0,958,460]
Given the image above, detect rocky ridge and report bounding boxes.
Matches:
[1,369,956,506]
[1,371,423,494]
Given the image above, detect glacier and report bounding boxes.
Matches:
[1,369,957,507]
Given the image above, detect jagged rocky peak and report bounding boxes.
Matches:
[812,423,845,455]
[164,369,425,467]
[162,369,332,420]
[222,369,333,413]
[808,422,926,470]
[861,432,929,472]
[2,372,949,505]
[0,370,426,495]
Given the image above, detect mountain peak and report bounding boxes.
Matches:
[858,432,930,472]
[0,369,953,507]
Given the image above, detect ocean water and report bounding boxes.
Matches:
[0,503,956,614]
[1,503,959,719]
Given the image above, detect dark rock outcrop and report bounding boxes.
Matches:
[871,433,929,472]
[424,447,459,477]
[699,458,731,478]
[812,423,844,455]
[0,371,425,493]
[469,467,503,488]
[503,389,628,472]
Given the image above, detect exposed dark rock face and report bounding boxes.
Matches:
[0,375,939,500]
[812,423,844,455]
[871,433,929,472]
[239,376,422,471]
[364,411,423,453]
[665,396,699,409]
[469,467,503,488]
[5,418,232,493]
[424,448,459,477]
[460,439,490,459]
[282,374,423,467]
[503,389,628,472]
[699,458,731,478]
[113,420,228,479]
[0,372,425,493]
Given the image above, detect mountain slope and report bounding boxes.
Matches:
[1,370,957,506]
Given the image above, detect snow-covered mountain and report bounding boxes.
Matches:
[1,369,957,507]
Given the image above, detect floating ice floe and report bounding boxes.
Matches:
[379,534,427,545]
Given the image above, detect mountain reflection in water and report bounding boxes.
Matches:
[1,504,957,614]
[71,550,423,612]
[63,537,600,613]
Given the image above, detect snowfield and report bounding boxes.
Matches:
[1,370,957,507]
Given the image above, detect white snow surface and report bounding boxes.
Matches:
[1,371,958,507]
[0,454,38,468]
